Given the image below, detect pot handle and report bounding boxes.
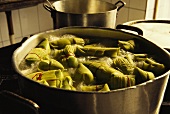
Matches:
[0,90,40,114]
[115,0,126,11]
[43,3,53,12]
[116,24,143,36]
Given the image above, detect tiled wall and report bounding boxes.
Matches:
[0,3,53,47]
[0,0,147,48]
[112,0,147,25]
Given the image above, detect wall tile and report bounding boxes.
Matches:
[111,0,117,4]
[128,9,145,21]
[19,6,40,36]
[103,0,112,3]
[37,3,53,32]
[119,0,130,7]
[2,40,10,47]
[0,42,2,48]
[129,0,147,10]
[15,37,23,43]
[0,13,2,43]
[0,12,10,42]
[0,0,149,48]
[123,0,130,7]
[12,10,22,39]
[116,7,129,25]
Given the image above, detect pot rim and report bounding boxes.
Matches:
[121,19,170,49]
[12,26,170,94]
[51,0,118,14]
[122,19,170,26]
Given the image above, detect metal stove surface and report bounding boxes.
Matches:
[0,41,170,114]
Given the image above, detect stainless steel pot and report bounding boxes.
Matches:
[12,27,170,114]
[117,20,170,50]
[116,20,170,102]
[44,0,125,29]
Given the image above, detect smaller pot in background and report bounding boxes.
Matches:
[117,20,170,50]
[116,20,170,102]
[44,0,125,29]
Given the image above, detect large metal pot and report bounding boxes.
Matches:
[44,0,125,29]
[12,27,170,114]
[116,20,170,101]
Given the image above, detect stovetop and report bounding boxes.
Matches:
[0,41,170,114]
[0,43,20,94]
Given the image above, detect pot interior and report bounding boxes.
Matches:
[53,0,116,14]
[13,27,170,88]
[12,27,170,114]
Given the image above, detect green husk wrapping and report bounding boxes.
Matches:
[59,45,79,68]
[133,67,155,84]
[22,34,167,91]
[26,70,64,88]
[37,38,51,54]
[76,46,120,58]
[61,76,76,90]
[74,63,94,85]
[54,69,64,88]
[112,56,134,75]
[81,84,103,91]
[38,59,64,71]
[83,61,124,84]
[60,56,79,68]
[25,48,49,65]
[37,79,49,86]
[109,75,135,90]
[50,35,85,49]
[118,40,135,51]
[99,83,110,92]
[136,58,165,75]
[80,83,110,92]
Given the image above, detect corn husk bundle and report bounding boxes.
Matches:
[74,63,94,85]
[25,48,49,65]
[109,75,135,90]
[37,79,49,86]
[112,56,134,75]
[61,76,76,90]
[51,45,79,68]
[22,34,166,91]
[99,84,110,92]
[82,61,125,84]
[51,45,76,59]
[76,46,120,58]
[135,57,165,75]
[133,67,155,84]
[38,59,64,71]
[50,35,85,49]
[37,38,51,54]
[80,83,110,92]
[26,70,64,88]
[60,45,79,68]
[118,40,135,51]
[25,39,51,65]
